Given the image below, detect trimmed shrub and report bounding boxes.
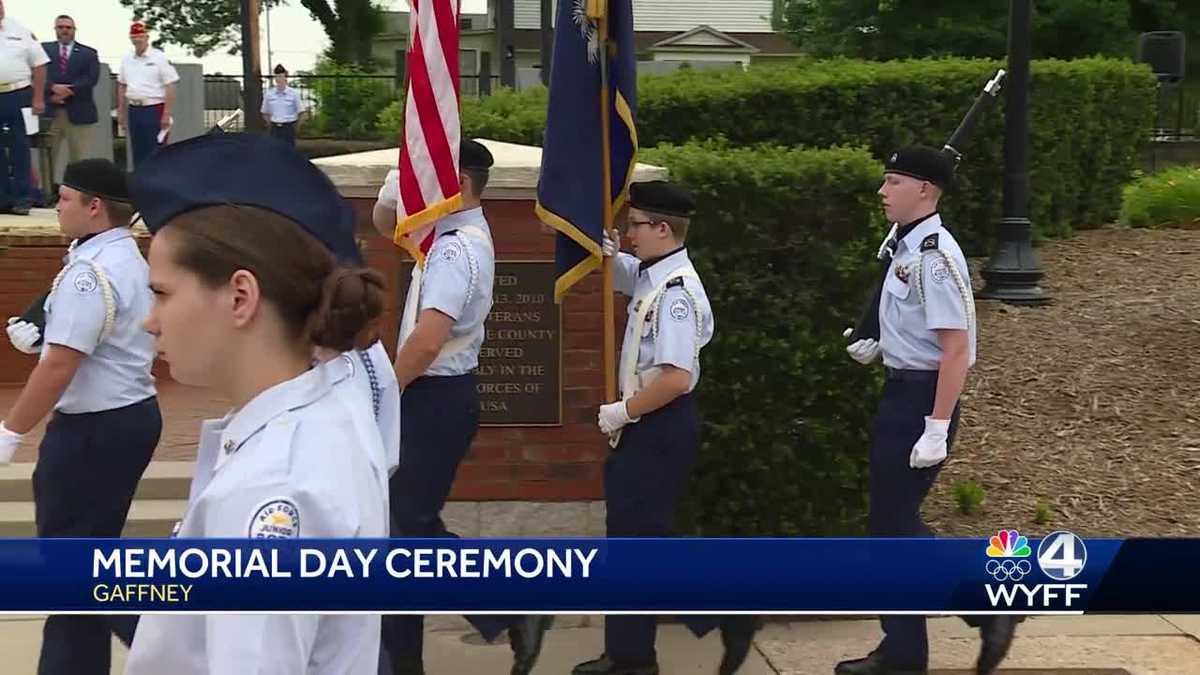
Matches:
[640,142,886,536]
[464,57,1156,253]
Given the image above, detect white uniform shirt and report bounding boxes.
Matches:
[613,247,714,396]
[0,18,49,85]
[415,208,495,376]
[125,365,389,675]
[321,340,400,476]
[879,213,976,370]
[118,47,179,103]
[42,228,156,414]
[261,86,303,123]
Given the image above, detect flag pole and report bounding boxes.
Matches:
[591,0,617,401]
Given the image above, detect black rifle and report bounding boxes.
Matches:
[846,69,1005,344]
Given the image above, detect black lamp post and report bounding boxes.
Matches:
[978,0,1050,304]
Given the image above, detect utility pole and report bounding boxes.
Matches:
[240,0,264,133]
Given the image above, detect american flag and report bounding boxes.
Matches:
[393,0,463,266]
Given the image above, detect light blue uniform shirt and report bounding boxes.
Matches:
[416,208,495,377]
[879,213,976,371]
[260,86,303,123]
[613,247,714,396]
[125,365,389,675]
[41,227,156,414]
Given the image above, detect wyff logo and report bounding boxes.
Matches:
[983,530,1089,610]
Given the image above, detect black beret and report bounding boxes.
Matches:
[127,132,361,264]
[62,158,130,203]
[461,139,494,171]
[273,64,287,75]
[629,180,695,217]
[883,145,955,189]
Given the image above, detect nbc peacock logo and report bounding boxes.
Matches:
[985,529,1032,582]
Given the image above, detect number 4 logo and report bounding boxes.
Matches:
[1037,531,1088,581]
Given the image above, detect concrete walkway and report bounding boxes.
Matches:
[0,614,1196,674]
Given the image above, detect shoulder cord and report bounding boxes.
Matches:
[50,259,117,342]
[356,350,382,421]
[649,278,704,369]
[912,249,976,330]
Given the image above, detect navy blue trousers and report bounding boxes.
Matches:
[269,122,296,147]
[380,374,514,673]
[128,104,164,168]
[34,396,161,675]
[868,372,992,668]
[603,393,723,666]
[0,87,33,210]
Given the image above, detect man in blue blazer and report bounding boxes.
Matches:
[41,15,98,189]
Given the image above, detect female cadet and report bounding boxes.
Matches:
[122,132,390,675]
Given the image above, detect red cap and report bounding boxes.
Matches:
[129,22,148,37]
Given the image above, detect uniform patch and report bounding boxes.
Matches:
[440,241,463,263]
[894,263,910,284]
[669,297,691,321]
[920,233,939,252]
[73,271,98,294]
[930,258,950,284]
[249,499,300,539]
[666,277,685,289]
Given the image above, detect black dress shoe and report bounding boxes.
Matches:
[977,615,1019,674]
[508,615,554,675]
[10,204,29,215]
[718,616,761,674]
[835,652,927,675]
[572,654,659,675]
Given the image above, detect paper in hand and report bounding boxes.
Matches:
[21,108,37,136]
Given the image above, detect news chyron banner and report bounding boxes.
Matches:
[0,531,1189,613]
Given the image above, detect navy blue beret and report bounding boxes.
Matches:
[127,132,361,264]
[884,145,955,189]
[629,180,695,217]
[461,139,494,171]
[62,158,129,203]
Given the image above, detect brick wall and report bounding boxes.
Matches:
[0,198,615,502]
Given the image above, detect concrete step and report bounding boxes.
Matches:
[0,462,193,502]
[0,499,187,538]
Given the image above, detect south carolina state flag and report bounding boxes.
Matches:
[536,0,638,302]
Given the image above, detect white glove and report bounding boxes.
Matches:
[6,317,40,355]
[0,421,24,465]
[376,169,400,210]
[842,327,881,365]
[598,400,635,435]
[601,230,618,257]
[877,223,898,260]
[910,417,950,469]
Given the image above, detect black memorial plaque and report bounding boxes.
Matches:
[397,261,562,426]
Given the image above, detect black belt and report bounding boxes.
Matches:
[272,121,296,127]
[885,367,939,382]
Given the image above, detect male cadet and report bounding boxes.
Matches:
[0,0,49,215]
[261,63,304,147]
[117,22,179,168]
[839,146,1017,675]
[371,138,551,675]
[0,158,160,675]
[573,180,757,675]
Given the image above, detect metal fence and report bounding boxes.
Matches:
[198,74,499,137]
[1153,81,1200,140]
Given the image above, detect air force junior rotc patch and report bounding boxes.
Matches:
[73,271,99,294]
[249,498,300,538]
[669,297,691,321]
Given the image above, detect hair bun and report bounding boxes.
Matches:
[309,267,386,352]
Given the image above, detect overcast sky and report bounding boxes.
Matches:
[8,0,487,74]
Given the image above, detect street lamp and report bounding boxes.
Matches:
[978,0,1051,304]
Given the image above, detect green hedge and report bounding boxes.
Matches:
[639,142,886,536]
[464,57,1156,254]
[1120,165,1200,228]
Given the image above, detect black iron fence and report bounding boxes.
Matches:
[200,73,498,139]
[1153,81,1200,140]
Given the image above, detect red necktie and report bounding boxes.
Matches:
[59,45,68,73]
